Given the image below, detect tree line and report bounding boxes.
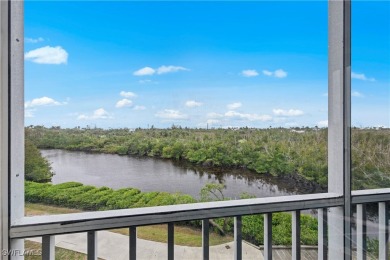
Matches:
[25,126,390,189]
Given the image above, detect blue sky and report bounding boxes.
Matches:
[24,1,389,129]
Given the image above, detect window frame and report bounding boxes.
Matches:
[0,0,377,258]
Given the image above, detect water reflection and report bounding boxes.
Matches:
[41,149,314,199]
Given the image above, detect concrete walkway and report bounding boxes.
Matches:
[28,231,369,259]
[27,231,264,260]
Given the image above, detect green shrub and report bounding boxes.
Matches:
[106,188,141,209]
[132,192,160,208]
[25,181,319,246]
[54,182,83,189]
[25,140,54,183]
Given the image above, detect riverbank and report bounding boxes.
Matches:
[176,159,326,193]
[26,127,329,186]
[25,181,319,246]
[26,126,390,190]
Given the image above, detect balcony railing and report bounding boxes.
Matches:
[9,189,390,259]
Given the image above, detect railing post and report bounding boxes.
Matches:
[42,235,55,260]
[202,219,209,260]
[292,210,301,260]
[328,0,352,259]
[168,223,174,260]
[129,226,137,260]
[234,216,242,260]
[318,208,328,260]
[264,213,272,260]
[87,231,97,260]
[356,204,367,260]
[379,202,388,260]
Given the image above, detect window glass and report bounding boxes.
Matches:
[24,1,328,216]
[351,1,390,190]
[20,1,341,255]
[351,2,390,257]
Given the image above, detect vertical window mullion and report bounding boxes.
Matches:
[328,0,352,259]
[9,0,25,255]
[0,0,10,254]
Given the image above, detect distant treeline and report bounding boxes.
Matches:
[25,126,390,189]
[25,181,318,246]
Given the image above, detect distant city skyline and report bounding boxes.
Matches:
[24,1,389,129]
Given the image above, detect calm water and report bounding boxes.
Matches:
[41,149,304,199]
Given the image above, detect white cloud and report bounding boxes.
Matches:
[134,105,146,111]
[225,111,272,122]
[227,102,242,110]
[25,37,44,43]
[262,69,288,78]
[351,72,375,82]
[274,69,288,78]
[317,120,328,127]
[77,108,112,120]
[25,96,65,108]
[133,67,155,76]
[134,65,189,76]
[157,65,189,75]
[352,91,364,98]
[115,99,133,108]
[207,112,224,119]
[120,91,137,98]
[155,109,188,120]
[25,46,68,64]
[241,69,259,77]
[185,100,203,108]
[92,108,111,119]
[273,109,304,117]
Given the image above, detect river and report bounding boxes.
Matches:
[41,149,310,199]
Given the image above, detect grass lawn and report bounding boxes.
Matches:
[110,225,233,247]
[25,203,233,247]
[25,240,104,260]
[25,203,82,216]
